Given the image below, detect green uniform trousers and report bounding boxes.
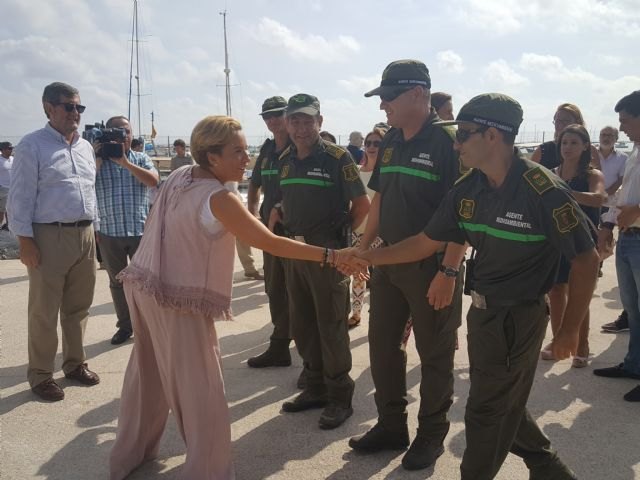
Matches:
[461,299,559,480]
[262,251,290,341]
[285,259,354,406]
[369,258,462,439]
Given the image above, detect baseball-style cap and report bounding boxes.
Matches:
[259,96,287,116]
[364,60,431,98]
[286,93,320,116]
[434,93,523,135]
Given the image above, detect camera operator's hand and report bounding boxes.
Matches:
[110,150,130,168]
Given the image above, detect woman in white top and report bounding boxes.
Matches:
[349,128,386,328]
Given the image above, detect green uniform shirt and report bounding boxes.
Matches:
[424,153,595,300]
[368,111,463,244]
[250,138,290,224]
[279,139,366,240]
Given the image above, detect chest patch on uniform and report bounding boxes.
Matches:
[343,163,359,182]
[524,167,553,195]
[382,148,393,164]
[553,203,579,233]
[281,165,290,178]
[459,198,475,219]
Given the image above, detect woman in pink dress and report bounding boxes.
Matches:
[109,116,359,480]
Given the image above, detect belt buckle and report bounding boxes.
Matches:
[470,290,487,310]
[294,235,306,244]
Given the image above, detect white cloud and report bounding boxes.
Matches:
[436,50,465,74]
[252,17,360,63]
[596,54,624,67]
[483,60,530,87]
[453,0,640,36]
[338,75,380,94]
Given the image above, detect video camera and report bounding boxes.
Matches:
[82,123,127,158]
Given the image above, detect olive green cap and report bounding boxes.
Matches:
[285,93,320,116]
[434,93,523,135]
[364,59,431,97]
[259,96,288,116]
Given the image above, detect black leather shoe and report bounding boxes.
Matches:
[318,403,353,429]
[593,363,640,379]
[349,423,410,452]
[401,437,444,471]
[282,390,328,413]
[529,458,577,479]
[65,363,100,386]
[247,346,291,368]
[32,378,65,401]
[111,328,133,345]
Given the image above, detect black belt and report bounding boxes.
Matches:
[470,290,543,310]
[621,227,640,236]
[46,220,92,227]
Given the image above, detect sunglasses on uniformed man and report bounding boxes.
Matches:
[379,87,415,102]
[53,102,87,114]
[455,126,488,144]
[262,111,284,120]
[365,140,381,147]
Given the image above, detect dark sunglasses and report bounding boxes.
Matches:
[380,87,414,102]
[365,140,381,147]
[455,127,488,144]
[53,102,86,113]
[262,111,284,120]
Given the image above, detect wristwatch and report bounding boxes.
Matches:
[439,264,459,277]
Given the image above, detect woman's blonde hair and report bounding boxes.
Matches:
[555,103,585,126]
[190,115,243,168]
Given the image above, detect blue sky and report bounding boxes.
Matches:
[1,0,638,146]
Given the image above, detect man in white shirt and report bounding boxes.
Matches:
[595,90,640,402]
[0,141,13,229]
[597,126,629,333]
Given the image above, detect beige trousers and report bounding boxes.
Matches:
[110,283,234,480]
[236,239,258,275]
[27,223,96,387]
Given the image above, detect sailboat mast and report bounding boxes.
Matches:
[127,4,135,122]
[134,0,142,138]
[221,10,232,117]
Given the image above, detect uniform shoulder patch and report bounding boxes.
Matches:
[553,202,579,233]
[459,198,475,220]
[278,145,291,161]
[343,163,359,182]
[324,142,347,160]
[381,147,393,164]
[523,167,554,195]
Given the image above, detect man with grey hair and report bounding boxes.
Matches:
[347,131,364,164]
[8,82,100,401]
[596,125,629,333]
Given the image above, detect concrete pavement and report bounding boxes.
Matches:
[1,254,639,480]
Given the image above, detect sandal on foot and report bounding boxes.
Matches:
[571,356,589,368]
[348,315,361,329]
[540,348,556,361]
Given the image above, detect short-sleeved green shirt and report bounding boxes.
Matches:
[250,138,290,224]
[424,154,595,300]
[368,112,463,244]
[279,139,366,238]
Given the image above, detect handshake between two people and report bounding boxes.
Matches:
[333,247,372,279]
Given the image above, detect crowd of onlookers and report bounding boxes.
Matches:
[3,71,640,480]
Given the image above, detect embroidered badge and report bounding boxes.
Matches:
[382,148,393,164]
[281,165,289,179]
[553,203,578,233]
[343,163,359,182]
[524,167,553,195]
[459,199,475,220]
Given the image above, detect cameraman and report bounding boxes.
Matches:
[95,115,159,345]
